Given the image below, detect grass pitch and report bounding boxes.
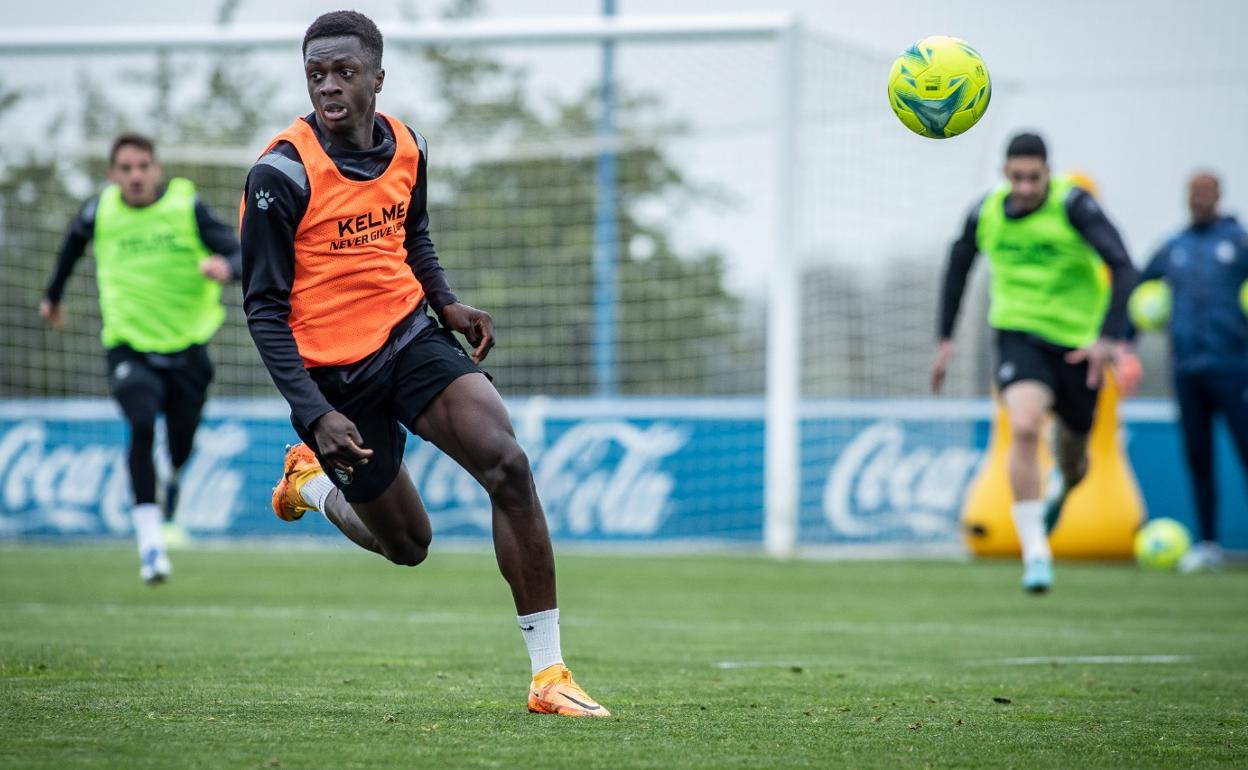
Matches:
[1,545,1246,769]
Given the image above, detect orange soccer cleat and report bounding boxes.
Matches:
[271,443,324,522]
[527,664,610,717]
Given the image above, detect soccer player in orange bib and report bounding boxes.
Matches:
[239,11,608,717]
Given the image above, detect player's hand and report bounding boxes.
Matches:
[39,299,65,330]
[310,410,373,471]
[930,339,954,394]
[1064,337,1118,390]
[441,302,495,363]
[198,255,233,284]
[1113,342,1143,396]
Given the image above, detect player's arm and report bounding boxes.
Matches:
[1122,243,1169,343]
[1112,241,1170,394]
[1064,188,1140,388]
[1067,188,1138,340]
[404,130,494,363]
[193,196,243,283]
[240,165,335,428]
[931,203,981,393]
[241,161,372,470]
[40,196,98,329]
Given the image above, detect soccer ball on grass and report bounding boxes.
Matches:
[1133,518,1191,570]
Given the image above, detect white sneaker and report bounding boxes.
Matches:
[139,548,173,585]
[1178,541,1224,574]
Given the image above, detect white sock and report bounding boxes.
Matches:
[300,473,334,512]
[1012,499,1051,564]
[133,503,165,556]
[518,609,564,675]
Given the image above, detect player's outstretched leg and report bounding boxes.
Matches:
[125,409,170,585]
[112,359,171,585]
[1003,382,1054,594]
[414,373,609,717]
[1043,422,1090,534]
[271,443,385,554]
[159,346,212,548]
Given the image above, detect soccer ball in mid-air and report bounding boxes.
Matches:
[888,36,991,139]
[1134,518,1192,570]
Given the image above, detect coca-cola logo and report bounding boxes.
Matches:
[531,420,689,535]
[406,400,689,536]
[0,420,248,535]
[822,421,982,539]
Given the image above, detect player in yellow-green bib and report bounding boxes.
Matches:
[40,134,241,585]
[931,132,1138,593]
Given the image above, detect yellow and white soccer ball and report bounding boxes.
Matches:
[1134,518,1192,570]
[887,36,991,139]
[1128,279,1172,332]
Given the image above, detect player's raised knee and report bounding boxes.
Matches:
[1012,418,1043,446]
[481,442,533,498]
[383,536,430,567]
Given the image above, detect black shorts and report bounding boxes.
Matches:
[994,329,1098,433]
[292,323,482,503]
[105,344,214,421]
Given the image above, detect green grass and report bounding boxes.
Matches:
[1,545,1246,769]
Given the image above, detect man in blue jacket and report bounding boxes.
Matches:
[1130,172,1248,571]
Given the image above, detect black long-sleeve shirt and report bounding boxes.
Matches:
[938,185,1136,342]
[44,187,242,303]
[240,113,458,427]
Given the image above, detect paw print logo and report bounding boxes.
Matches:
[254,189,274,211]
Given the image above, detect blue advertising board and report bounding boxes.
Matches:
[0,398,1243,549]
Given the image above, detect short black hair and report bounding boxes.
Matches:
[109,133,156,165]
[303,10,384,69]
[1006,132,1047,162]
